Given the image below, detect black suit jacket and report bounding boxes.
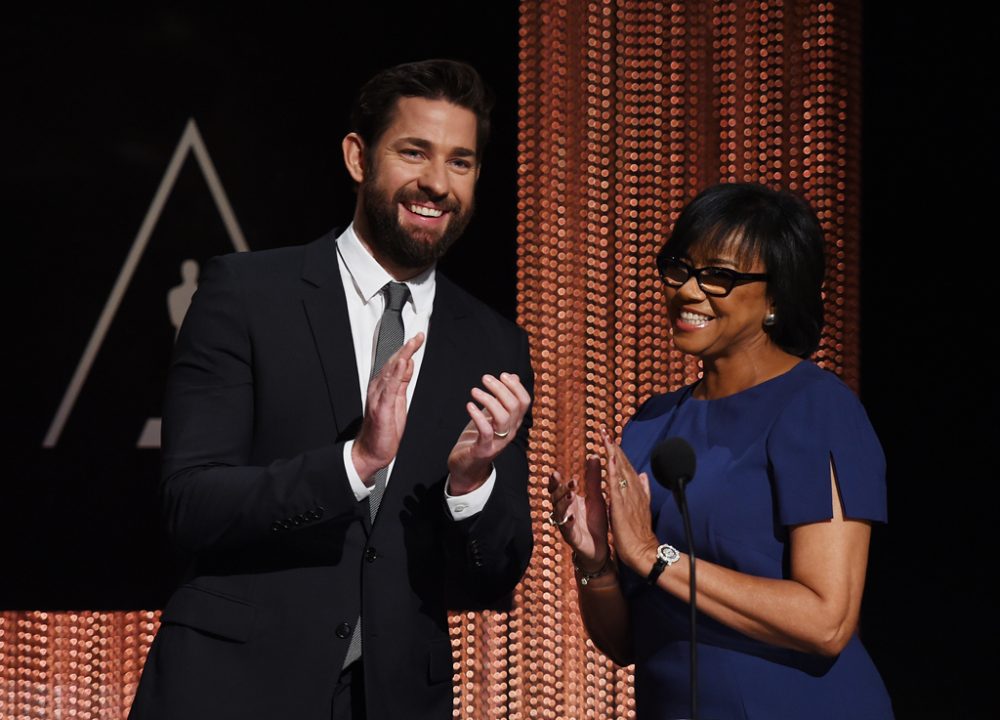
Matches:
[129,230,534,720]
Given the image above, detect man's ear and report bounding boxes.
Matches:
[342,133,366,184]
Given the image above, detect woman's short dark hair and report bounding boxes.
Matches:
[657,182,826,358]
[350,58,493,163]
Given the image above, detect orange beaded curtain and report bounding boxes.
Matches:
[508,1,861,720]
[0,611,158,719]
[0,2,861,720]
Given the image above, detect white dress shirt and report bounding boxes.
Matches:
[336,224,494,519]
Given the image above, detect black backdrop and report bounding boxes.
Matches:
[860,4,995,717]
[2,4,994,718]
[3,3,519,606]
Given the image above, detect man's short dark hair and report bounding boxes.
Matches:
[657,182,827,358]
[350,58,494,163]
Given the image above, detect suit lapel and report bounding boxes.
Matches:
[300,241,472,530]
[408,276,469,433]
[300,231,364,441]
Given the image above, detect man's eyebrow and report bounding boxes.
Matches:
[395,137,433,149]
[395,137,476,157]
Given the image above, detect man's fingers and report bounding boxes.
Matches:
[496,372,532,424]
[401,331,425,357]
[378,332,425,380]
[470,387,511,431]
[489,372,532,425]
[466,402,495,442]
[356,339,421,475]
[481,374,518,410]
[499,372,532,408]
[460,373,531,442]
[369,356,414,407]
[479,375,520,432]
[398,355,415,384]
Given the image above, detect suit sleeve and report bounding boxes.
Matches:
[160,257,360,554]
[442,325,535,609]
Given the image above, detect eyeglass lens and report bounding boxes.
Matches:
[661,260,734,295]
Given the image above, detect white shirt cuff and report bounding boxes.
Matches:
[343,440,373,502]
[444,468,496,520]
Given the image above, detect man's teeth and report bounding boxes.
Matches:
[680,311,711,326]
[408,204,443,218]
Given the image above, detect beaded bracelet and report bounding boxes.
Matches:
[573,552,613,586]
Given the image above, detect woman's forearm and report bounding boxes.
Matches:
[630,518,872,657]
[576,569,634,665]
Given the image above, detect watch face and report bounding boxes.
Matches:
[657,544,680,565]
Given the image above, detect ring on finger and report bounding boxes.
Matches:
[493,428,510,439]
[619,478,628,489]
[546,510,570,527]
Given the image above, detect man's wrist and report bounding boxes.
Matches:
[447,464,492,495]
[351,442,384,486]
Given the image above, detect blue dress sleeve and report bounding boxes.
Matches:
[765,373,887,526]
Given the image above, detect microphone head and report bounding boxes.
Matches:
[650,437,696,492]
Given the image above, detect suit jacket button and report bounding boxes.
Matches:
[335,622,352,639]
[365,547,378,563]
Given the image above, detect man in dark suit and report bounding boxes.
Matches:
[129,59,534,720]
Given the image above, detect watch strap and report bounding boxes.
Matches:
[645,543,679,585]
[646,557,668,585]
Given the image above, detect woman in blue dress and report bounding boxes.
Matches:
[549,183,893,718]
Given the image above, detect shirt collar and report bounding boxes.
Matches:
[336,223,436,312]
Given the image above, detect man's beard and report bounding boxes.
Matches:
[360,180,473,270]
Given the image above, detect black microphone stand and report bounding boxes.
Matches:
[651,436,699,719]
[671,480,698,720]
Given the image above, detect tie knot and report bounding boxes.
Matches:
[383,282,410,313]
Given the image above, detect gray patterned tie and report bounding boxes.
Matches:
[343,280,410,668]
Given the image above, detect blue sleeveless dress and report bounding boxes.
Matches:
[619,362,893,719]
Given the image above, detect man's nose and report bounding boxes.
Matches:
[418,160,449,199]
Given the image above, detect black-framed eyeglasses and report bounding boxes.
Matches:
[656,256,768,298]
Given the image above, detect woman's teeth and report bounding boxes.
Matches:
[680,311,711,327]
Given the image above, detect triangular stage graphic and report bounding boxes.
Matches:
[43,119,249,448]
